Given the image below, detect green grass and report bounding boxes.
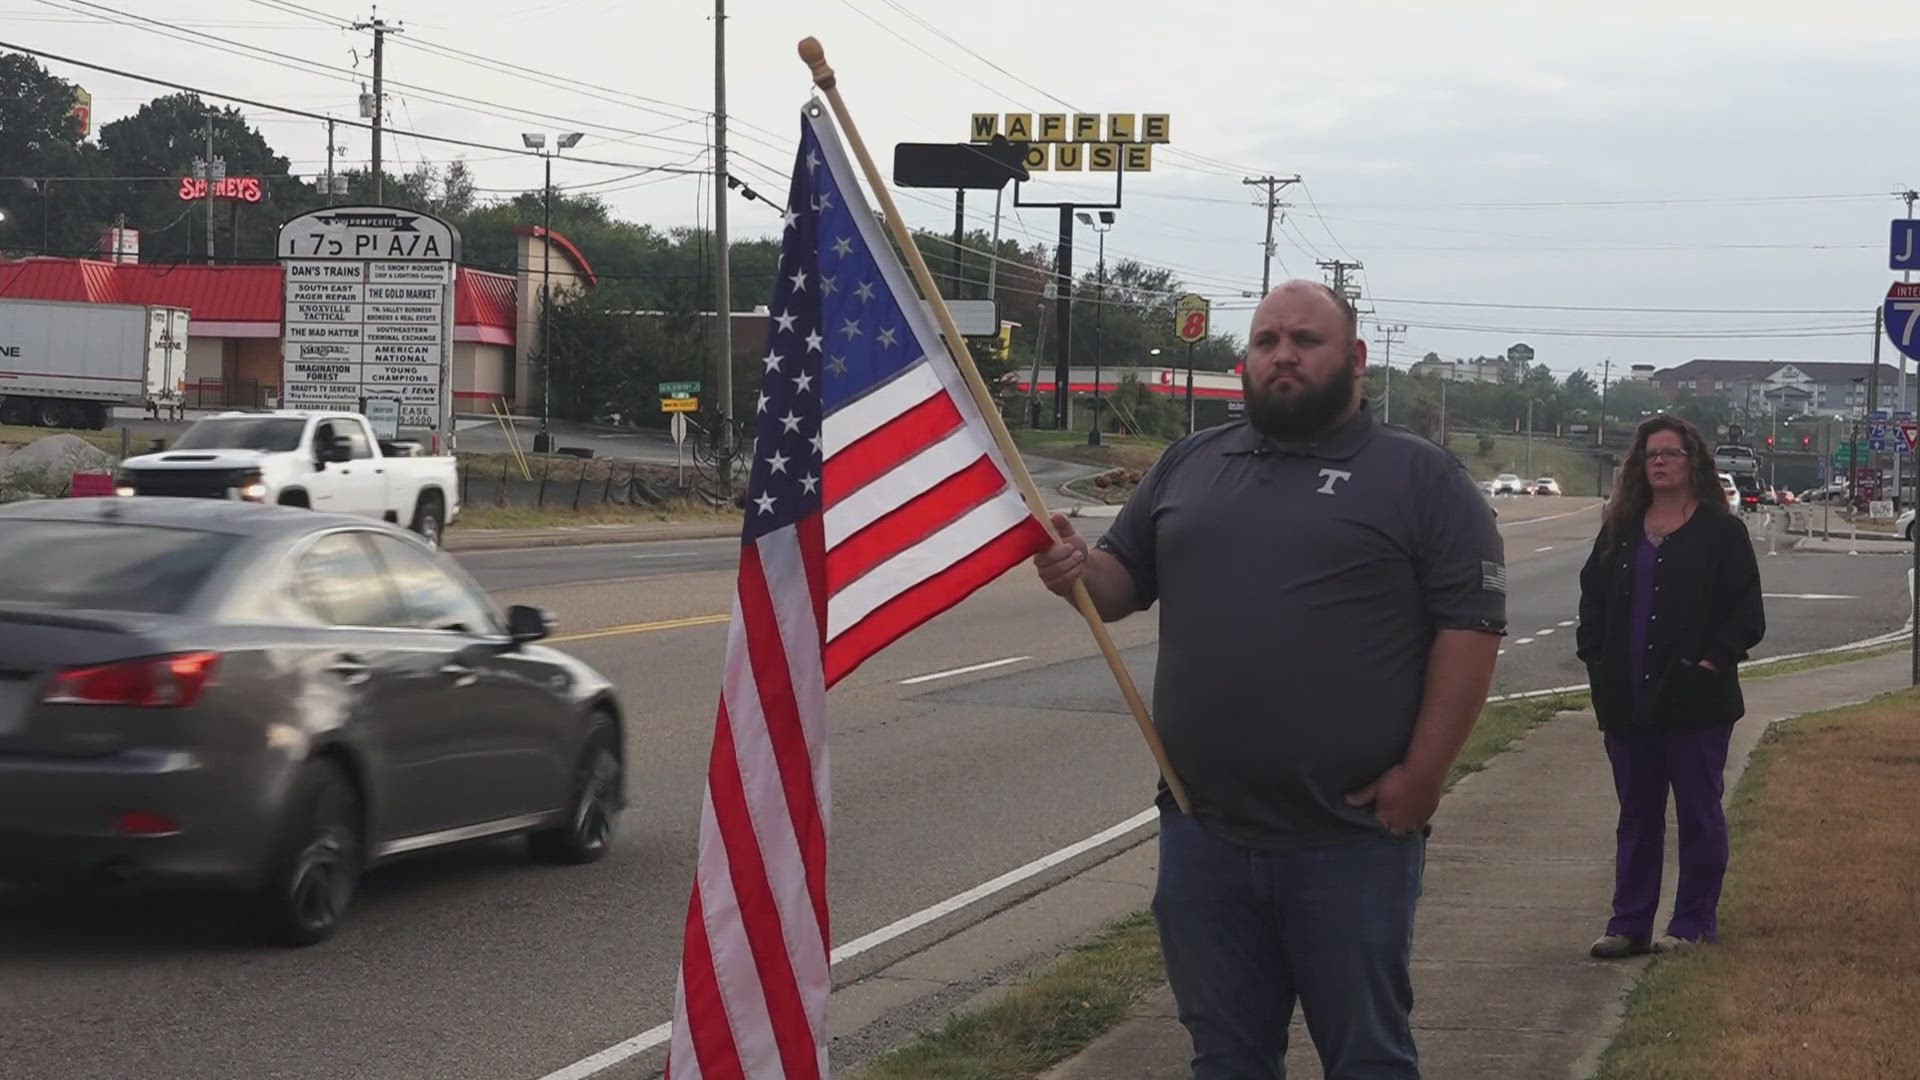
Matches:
[1447,433,1606,496]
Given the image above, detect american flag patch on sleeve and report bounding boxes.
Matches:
[1482,561,1508,595]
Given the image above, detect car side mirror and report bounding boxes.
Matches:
[506,604,553,644]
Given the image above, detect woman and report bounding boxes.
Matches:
[1577,415,1765,959]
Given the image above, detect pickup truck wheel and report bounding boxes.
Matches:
[410,494,444,547]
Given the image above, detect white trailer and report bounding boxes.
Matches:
[0,298,189,429]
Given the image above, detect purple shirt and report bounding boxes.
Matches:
[1626,532,1660,721]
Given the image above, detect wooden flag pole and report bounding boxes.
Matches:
[799,37,1192,815]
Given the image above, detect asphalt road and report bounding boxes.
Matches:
[1,497,1910,1080]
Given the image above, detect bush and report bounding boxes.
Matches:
[1477,430,1498,456]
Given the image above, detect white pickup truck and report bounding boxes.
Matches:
[116,410,460,544]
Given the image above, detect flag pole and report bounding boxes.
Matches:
[799,37,1192,815]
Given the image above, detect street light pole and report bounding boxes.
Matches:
[523,132,583,454]
[1077,210,1114,446]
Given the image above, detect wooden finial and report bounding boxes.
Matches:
[798,37,835,90]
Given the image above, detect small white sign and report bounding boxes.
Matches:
[1871,499,1895,521]
[364,398,401,440]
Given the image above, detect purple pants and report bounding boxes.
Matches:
[1603,725,1734,943]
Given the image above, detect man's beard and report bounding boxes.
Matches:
[1241,364,1356,441]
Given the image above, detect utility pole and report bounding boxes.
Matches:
[353,10,399,203]
[203,110,216,264]
[1242,174,1299,296]
[1597,356,1612,449]
[1317,258,1363,307]
[1525,397,1534,477]
[325,117,338,206]
[1374,322,1406,423]
[1439,376,1450,449]
[712,0,734,486]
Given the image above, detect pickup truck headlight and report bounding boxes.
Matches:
[236,471,269,502]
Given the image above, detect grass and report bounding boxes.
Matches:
[1446,432,1607,496]
[850,693,1579,1080]
[1013,429,1169,474]
[1591,686,1920,1080]
[457,503,739,531]
[0,423,131,456]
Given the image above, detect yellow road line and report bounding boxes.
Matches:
[550,613,730,643]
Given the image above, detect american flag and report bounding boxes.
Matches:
[667,109,1050,1078]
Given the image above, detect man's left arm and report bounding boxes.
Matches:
[1348,460,1506,834]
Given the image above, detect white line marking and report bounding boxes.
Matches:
[536,809,1162,1080]
[1558,620,1577,627]
[899,655,1032,685]
[1762,593,1858,601]
[1536,628,1556,636]
[542,618,1915,1080]
[1534,545,1555,553]
[1499,505,1597,528]
[629,552,695,561]
[1514,637,1535,645]
[1498,649,1507,656]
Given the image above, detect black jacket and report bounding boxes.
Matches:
[1576,507,1766,732]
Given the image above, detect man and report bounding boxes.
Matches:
[1034,281,1505,1079]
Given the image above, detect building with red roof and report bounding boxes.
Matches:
[0,225,597,413]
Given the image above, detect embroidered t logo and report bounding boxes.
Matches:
[1316,468,1352,496]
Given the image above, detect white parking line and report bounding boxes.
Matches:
[535,808,1163,1080]
[629,552,696,561]
[1534,545,1555,553]
[899,656,1032,685]
[1499,506,1597,528]
[1762,593,1858,601]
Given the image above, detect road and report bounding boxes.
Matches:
[2,497,1911,1080]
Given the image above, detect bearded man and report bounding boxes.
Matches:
[1032,281,1507,1079]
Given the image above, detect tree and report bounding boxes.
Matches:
[1563,369,1598,409]
[1603,380,1668,423]
[440,158,477,217]
[98,93,303,262]
[0,52,108,258]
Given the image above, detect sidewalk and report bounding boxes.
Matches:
[1041,650,1915,1080]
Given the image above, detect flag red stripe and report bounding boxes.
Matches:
[708,705,823,1080]
[823,391,961,509]
[675,882,749,1080]
[797,513,829,655]
[826,454,1006,589]
[737,543,831,942]
[824,516,1052,687]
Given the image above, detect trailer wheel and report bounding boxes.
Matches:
[33,401,70,429]
[0,400,23,426]
[82,404,108,430]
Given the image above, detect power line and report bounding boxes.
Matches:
[0,39,710,175]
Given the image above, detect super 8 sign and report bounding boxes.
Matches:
[1174,293,1210,343]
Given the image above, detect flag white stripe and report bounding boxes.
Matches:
[824,424,989,548]
[826,488,1032,641]
[756,528,832,841]
[666,968,703,1080]
[720,596,832,1047]
[690,784,783,1078]
[822,358,942,458]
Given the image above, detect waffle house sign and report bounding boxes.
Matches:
[969,112,1170,173]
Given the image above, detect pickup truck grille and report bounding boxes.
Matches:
[126,469,245,499]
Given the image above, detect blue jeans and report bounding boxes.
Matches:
[1152,810,1426,1080]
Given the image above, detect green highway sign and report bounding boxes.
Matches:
[658,380,702,396]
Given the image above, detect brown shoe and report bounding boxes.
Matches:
[1590,934,1651,959]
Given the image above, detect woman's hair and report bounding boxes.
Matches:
[1602,413,1727,543]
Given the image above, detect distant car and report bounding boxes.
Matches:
[1898,508,1915,541]
[1492,474,1524,496]
[1531,477,1561,496]
[1719,472,1739,507]
[1713,444,1758,476]
[1731,474,1764,512]
[0,499,626,946]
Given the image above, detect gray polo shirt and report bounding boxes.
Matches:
[1097,406,1506,849]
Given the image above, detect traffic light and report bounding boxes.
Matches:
[1766,435,1775,449]
[1801,434,1812,450]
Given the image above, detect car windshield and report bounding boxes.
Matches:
[0,520,237,614]
[170,417,308,452]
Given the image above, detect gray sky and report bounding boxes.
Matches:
[11,0,1918,381]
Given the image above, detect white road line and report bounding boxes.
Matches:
[1558,620,1577,627]
[629,552,696,561]
[1499,505,1597,528]
[1534,545,1555,553]
[1514,637,1535,645]
[1485,627,1914,706]
[1536,628,1556,636]
[1498,649,1507,656]
[1762,593,1858,601]
[535,809,1162,1080]
[899,655,1032,685]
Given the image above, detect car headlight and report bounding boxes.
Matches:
[236,471,268,502]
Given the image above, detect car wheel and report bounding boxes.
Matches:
[410,494,444,547]
[256,759,362,947]
[530,718,621,866]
